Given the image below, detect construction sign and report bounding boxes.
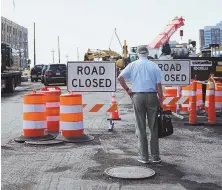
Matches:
[67,61,116,92]
[153,59,191,86]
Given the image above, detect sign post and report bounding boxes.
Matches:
[67,61,117,132]
[152,59,191,86]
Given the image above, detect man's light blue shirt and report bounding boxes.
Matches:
[119,57,162,92]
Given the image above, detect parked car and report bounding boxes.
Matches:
[43,64,67,86]
[30,64,44,82]
[41,65,48,83]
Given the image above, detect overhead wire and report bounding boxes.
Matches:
[108,28,123,50]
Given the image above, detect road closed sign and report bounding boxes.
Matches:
[153,59,191,85]
[67,61,116,92]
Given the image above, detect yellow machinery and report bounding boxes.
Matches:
[84,48,121,61]
[84,29,130,71]
[116,40,128,69]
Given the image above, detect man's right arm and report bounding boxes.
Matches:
[156,67,164,106]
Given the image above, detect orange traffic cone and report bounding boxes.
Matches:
[107,92,121,120]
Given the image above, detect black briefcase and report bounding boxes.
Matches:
[157,107,174,138]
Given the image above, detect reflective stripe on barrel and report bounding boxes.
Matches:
[23,93,46,137]
[196,82,203,110]
[60,94,84,137]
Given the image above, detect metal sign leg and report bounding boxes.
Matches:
[108,119,114,132]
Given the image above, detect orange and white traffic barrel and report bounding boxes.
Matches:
[180,85,190,114]
[41,86,61,133]
[14,90,55,143]
[205,81,222,112]
[163,86,178,112]
[58,93,94,143]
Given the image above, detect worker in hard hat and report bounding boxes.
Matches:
[159,42,172,59]
[118,45,163,164]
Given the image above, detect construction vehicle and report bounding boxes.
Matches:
[148,16,185,58]
[1,42,22,93]
[127,17,198,60]
[84,17,188,74]
[84,48,121,61]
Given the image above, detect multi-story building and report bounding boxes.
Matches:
[199,21,222,48]
[1,16,28,68]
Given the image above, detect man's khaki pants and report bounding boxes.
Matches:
[132,92,160,160]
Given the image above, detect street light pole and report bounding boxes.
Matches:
[34,22,36,66]
[58,36,60,63]
[77,47,79,61]
[51,49,55,63]
[66,54,69,62]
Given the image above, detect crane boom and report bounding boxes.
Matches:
[148,16,185,49]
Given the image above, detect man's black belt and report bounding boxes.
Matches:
[132,92,157,94]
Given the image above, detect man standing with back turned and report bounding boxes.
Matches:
[118,45,163,164]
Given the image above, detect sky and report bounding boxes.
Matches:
[1,0,222,67]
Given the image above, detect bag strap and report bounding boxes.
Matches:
[158,106,163,114]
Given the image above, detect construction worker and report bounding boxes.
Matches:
[159,42,172,59]
[118,45,163,164]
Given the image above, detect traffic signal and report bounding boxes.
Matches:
[27,59,31,69]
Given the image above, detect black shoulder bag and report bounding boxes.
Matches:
[157,107,174,138]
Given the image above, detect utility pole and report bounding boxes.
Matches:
[77,47,79,61]
[34,22,36,66]
[51,49,55,63]
[58,36,60,63]
[66,54,69,62]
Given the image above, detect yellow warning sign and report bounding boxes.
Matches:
[216,66,222,72]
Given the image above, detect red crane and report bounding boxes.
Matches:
[148,16,185,49]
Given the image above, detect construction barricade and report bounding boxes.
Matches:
[14,90,56,143]
[180,85,190,114]
[57,93,94,143]
[163,86,178,112]
[41,86,61,133]
[164,81,204,115]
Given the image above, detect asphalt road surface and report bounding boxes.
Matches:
[1,81,222,190]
